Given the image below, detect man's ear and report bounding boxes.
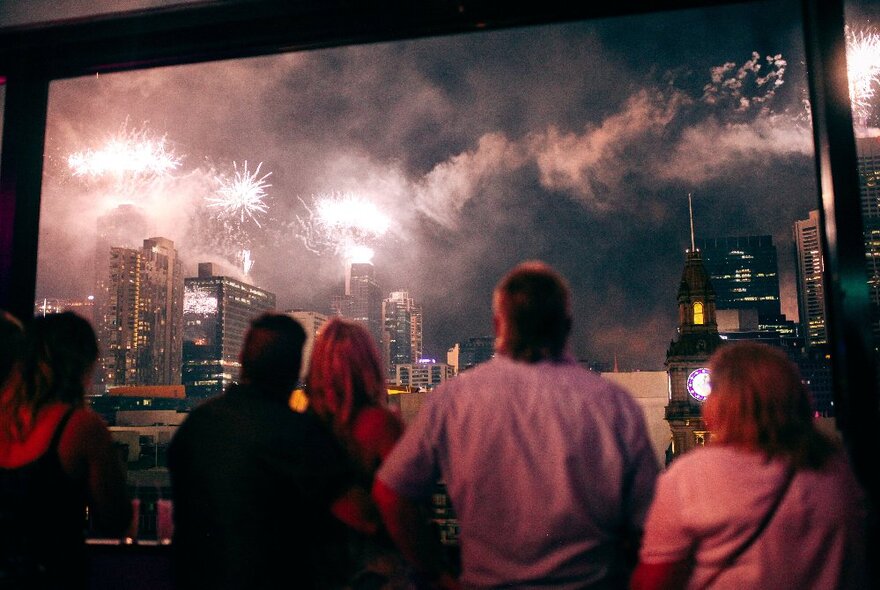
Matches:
[493,313,505,353]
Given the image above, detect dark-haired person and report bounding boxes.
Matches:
[374,261,659,589]
[168,313,360,590]
[631,342,868,590]
[0,311,132,589]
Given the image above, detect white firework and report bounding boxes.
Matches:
[184,285,218,315]
[207,161,272,226]
[240,249,255,275]
[846,26,880,126]
[68,121,181,179]
[296,192,390,262]
[314,192,391,235]
[344,244,375,264]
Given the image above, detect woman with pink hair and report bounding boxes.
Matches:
[307,317,408,588]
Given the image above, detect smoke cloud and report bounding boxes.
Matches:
[35,9,828,369]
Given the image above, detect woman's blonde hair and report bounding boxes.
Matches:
[306,318,386,442]
[704,341,834,468]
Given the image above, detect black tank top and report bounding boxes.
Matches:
[0,407,89,590]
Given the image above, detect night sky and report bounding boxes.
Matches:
[28,0,880,369]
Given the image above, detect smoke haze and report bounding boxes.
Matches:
[35,1,851,369]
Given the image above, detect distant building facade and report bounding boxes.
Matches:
[603,370,669,466]
[446,336,495,375]
[395,360,454,390]
[857,136,880,350]
[95,236,183,389]
[182,262,275,399]
[382,291,423,378]
[332,262,383,350]
[696,235,781,318]
[285,310,328,380]
[793,210,827,348]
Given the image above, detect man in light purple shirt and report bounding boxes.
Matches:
[374,261,659,589]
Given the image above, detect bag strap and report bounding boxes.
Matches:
[697,462,796,590]
[49,406,77,452]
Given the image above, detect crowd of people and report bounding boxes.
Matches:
[0,261,871,589]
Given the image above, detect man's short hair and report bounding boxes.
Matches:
[240,313,307,390]
[493,261,572,362]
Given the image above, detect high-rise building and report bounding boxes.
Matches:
[857,137,880,349]
[695,235,781,319]
[95,237,183,389]
[331,262,383,350]
[182,263,276,399]
[285,310,327,380]
[793,210,827,348]
[382,291,423,378]
[447,336,495,375]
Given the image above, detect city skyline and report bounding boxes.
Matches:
[31,1,880,369]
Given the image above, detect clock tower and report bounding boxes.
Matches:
[665,197,723,464]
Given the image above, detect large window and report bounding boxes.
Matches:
[37,1,822,374]
[9,0,876,544]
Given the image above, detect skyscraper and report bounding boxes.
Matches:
[182,262,276,399]
[447,336,495,374]
[857,136,880,349]
[382,290,423,378]
[95,237,183,388]
[331,261,383,350]
[695,235,781,318]
[285,310,327,380]
[793,210,827,348]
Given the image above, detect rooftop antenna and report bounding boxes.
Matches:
[688,192,696,252]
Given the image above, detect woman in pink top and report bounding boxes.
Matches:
[631,342,868,590]
[0,311,132,589]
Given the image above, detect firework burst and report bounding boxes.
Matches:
[68,121,181,179]
[846,26,880,126]
[207,161,272,226]
[296,192,390,263]
[184,285,218,315]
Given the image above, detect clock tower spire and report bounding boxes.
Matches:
[664,196,723,464]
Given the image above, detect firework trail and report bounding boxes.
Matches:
[206,161,271,227]
[68,120,182,180]
[240,249,255,276]
[846,26,880,127]
[296,192,390,263]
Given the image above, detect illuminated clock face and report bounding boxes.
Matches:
[687,368,711,402]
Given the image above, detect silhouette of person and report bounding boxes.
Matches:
[169,313,361,589]
[0,311,132,589]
